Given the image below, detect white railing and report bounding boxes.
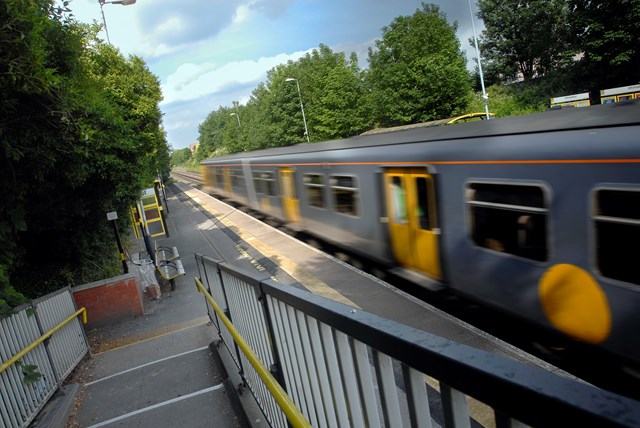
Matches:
[0,288,89,428]
[195,254,640,428]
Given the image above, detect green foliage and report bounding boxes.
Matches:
[0,285,28,318]
[567,0,640,90]
[366,3,472,127]
[0,1,171,305]
[16,361,43,385]
[171,148,193,166]
[468,84,548,118]
[477,0,574,81]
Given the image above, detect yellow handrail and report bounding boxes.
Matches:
[0,307,87,375]
[446,112,495,124]
[195,277,311,428]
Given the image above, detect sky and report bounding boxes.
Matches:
[64,0,485,150]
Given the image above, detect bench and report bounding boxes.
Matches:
[154,242,185,290]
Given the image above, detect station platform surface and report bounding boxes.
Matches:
[63,179,574,427]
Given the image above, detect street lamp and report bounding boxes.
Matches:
[230,112,241,127]
[468,0,490,119]
[285,77,310,143]
[99,0,136,45]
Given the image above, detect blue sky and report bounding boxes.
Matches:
[65,0,485,150]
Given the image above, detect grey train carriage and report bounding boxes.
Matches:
[200,100,640,367]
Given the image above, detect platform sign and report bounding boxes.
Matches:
[550,92,590,109]
[600,84,640,104]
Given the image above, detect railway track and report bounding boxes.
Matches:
[170,168,640,402]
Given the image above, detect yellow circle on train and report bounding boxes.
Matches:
[539,264,611,344]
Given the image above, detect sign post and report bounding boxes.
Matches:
[107,211,128,274]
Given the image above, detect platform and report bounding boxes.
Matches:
[63,179,575,427]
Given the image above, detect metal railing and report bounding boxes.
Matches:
[0,288,89,428]
[195,253,640,428]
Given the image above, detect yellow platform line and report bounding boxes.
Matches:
[184,187,360,309]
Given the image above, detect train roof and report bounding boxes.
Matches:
[200,100,640,164]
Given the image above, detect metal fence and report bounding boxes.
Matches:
[195,254,640,428]
[0,288,89,428]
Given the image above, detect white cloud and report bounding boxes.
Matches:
[161,49,311,105]
[233,5,253,25]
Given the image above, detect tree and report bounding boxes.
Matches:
[171,148,193,166]
[365,3,472,127]
[476,0,574,82]
[0,1,170,306]
[297,45,371,141]
[567,0,640,90]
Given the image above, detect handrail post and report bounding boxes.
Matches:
[257,281,287,390]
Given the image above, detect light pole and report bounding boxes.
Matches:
[99,0,136,45]
[285,77,310,143]
[468,0,490,119]
[230,112,241,127]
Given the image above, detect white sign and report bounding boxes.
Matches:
[107,211,118,221]
[550,92,590,104]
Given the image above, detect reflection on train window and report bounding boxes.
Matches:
[390,176,407,223]
[331,175,359,216]
[304,174,325,208]
[595,189,640,285]
[253,171,277,196]
[416,177,431,230]
[215,168,224,189]
[467,182,548,261]
[231,170,244,191]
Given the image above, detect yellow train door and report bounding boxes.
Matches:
[279,168,300,224]
[223,167,232,195]
[385,168,441,280]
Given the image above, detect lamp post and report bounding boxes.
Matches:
[468,0,490,119]
[285,77,310,143]
[230,112,241,127]
[99,0,136,45]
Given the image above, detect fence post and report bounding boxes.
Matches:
[257,281,287,390]
[31,302,62,390]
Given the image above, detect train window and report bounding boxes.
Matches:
[416,177,431,230]
[253,171,276,196]
[330,175,359,216]
[390,176,408,224]
[467,182,548,261]
[231,170,244,190]
[595,189,640,285]
[215,168,224,189]
[304,174,325,208]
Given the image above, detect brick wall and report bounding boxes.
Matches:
[72,273,144,329]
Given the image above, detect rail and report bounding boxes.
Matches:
[195,277,311,428]
[1,288,90,427]
[0,307,86,375]
[194,253,640,428]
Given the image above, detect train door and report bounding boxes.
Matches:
[279,168,300,223]
[384,168,441,280]
[223,167,232,195]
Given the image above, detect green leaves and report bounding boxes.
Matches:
[16,361,43,385]
[366,3,472,127]
[1,1,170,302]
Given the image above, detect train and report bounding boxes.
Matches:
[200,100,640,367]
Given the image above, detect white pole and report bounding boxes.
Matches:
[468,0,490,119]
